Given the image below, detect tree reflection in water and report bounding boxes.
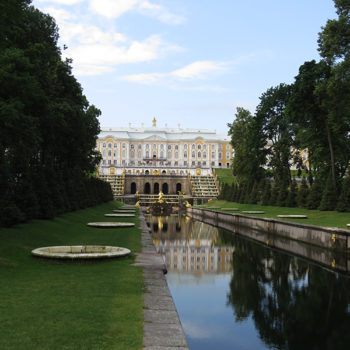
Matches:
[223,230,350,350]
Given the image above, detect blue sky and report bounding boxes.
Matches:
[33,0,337,134]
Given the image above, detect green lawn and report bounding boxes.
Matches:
[0,202,143,350]
[214,168,237,185]
[197,200,350,229]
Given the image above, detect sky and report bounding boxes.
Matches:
[32,0,337,135]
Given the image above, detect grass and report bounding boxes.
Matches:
[197,200,350,229]
[214,168,237,185]
[0,201,143,350]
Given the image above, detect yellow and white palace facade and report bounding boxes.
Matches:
[97,119,233,176]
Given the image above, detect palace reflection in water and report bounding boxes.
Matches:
[145,215,350,350]
[146,214,233,273]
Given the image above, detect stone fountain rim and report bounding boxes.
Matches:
[31,245,131,259]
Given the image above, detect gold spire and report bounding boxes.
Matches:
[152,117,157,127]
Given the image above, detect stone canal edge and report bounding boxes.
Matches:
[131,212,189,350]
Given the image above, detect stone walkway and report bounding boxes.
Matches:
[132,213,189,350]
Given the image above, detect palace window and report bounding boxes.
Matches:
[198,161,201,166]
[146,144,150,149]
[102,150,106,157]
[226,152,230,159]
[160,144,164,149]
[184,144,187,149]
[160,151,164,158]
[203,161,206,166]
[108,150,111,156]
[103,143,106,148]
[122,143,126,149]
[184,161,187,166]
[192,152,195,158]
[114,160,117,165]
[122,150,126,157]
[226,145,230,150]
[138,144,142,149]
[212,152,215,158]
[130,151,135,158]
[153,151,156,157]
[114,143,117,148]
[130,144,134,149]
[197,144,201,150]
[211,161,215,166]
[108,143,112,148]
[146,151,150,158]
[122,160,126,165]
[113,151,117,157]
[192,161,195,166]
[219,152,222,159]
[168,145,172,150]
[103,160,106,165]
[175,145,178,150]
[203,144,207,150]
[174,161,178,166]
[198,151,201,158]
[203,152,207,158]
[184,152,187,158]
[108,160,111,164]
[212,144,215,150]
[153,144,157,149]
[192,144,195,150]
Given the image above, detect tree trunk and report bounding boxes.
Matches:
[324,117,336,188]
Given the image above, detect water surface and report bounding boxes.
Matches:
[146,215,350,350]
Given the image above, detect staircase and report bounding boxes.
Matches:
[137,194,180,206]
[98,174,125,199]
[190,175,220,198]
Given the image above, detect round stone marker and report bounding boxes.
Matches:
[220,208,239,211]
[87,222,135,228]
[31,245,131,259]
[242,211,265,214]
[104,213,135,217]
[277,215,308,218]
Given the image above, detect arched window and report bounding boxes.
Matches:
[162,183,168,194]
[160,151,164,158]
[160,144,164,149]
[153,144,157,149]
[176,183,182,193]
[203,152,207,158]
[102,150,106,156]
[198,151,201,158]
[108,143,112,148]
[168,145,172,150]
[122,143,126,148]
[114,143,117,148]
[138,144,142,149]
[154,183,159,194]
[192,144,195,150]
[108,150,111,156]
[103,143,106,148]
[146,144,150,149]
[130,144,134,149]
[130,151,135,158]
[175,145,178,150]
[203,144,207,150]
[192,152,195,158]
[146,151,150,158]
[184,144,187,149]
[184,152,187,158]
[144,182,151,194]
[122,150,126,157]
[197,144,201,150]
[131,182,137,194]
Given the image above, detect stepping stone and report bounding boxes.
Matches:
[277,215,308,218]
[347,224,350,227]
[220,208,239,211]
[87,222,135,228]
[242,211,265,214]
[104,213,135,217]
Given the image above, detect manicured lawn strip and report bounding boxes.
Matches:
[214,169,237,185]
[198,200,350,229]
[0,201,143,350]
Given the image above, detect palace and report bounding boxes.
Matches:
[96,118,231,202]
[97,118,232,176]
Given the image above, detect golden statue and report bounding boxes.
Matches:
[135,201,140,207]
[158,191,164,203]
[152,117,157,127]
[185,201,191,207]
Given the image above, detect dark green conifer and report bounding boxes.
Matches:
[286,180,298,207]
[319,173,338,211]
[336,177,350,212]
[306,178,323,209]
[261,181,271,205]
[297,177,309,208]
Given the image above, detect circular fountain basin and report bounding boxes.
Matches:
[87,222,135,228]
[104,213,135,217]
[242,211,265,214]
[277,215,308,219]
[31,245,131,259]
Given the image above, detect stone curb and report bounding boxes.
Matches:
[132,212,189,350]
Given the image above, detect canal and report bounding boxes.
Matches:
[146,214,350,350]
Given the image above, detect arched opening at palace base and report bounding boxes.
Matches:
[131,182,137,194]
[162,183,169,194]
[154,182,159,194]
[176,183,182,193]
[144,182,151,194]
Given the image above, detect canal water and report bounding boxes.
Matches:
[146,214,350,350]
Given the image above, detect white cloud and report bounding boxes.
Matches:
[89,0,139,18]
[139,1,185,25]
[66,35,172,75]
[171,61,224,80]
[122,60,227,84]
[38,0,84,4]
